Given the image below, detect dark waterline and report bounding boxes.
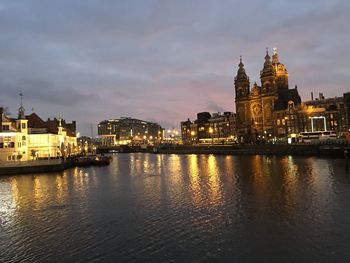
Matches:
[1,154,350,262]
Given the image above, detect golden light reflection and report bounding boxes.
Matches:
[224,156,235,185]
[207,155,223,204]
[9,177,33,210]
[130,153,143,175]
[168,154,183,188]
[250,155,271,204]
[188,154,202,206]
[142,153,151,174]
[251,155,263,179]
[33,176,45,209]
[55,174,68,204]
[280,156,298,187]
[0,179,17,224]
[156,154,163,175]
[278,156,298,213]
[72,167,90,194]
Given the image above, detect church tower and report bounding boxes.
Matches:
[234,56,250,99]
[16,93,28,135]
[233,48,300,142]
[272,48,289,91]
[260,48,276,95]
[234,56,251,141]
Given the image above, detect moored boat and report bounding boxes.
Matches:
[92,156,111,166]
[73,156,93,167]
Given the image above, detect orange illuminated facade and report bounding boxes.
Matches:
[234,48,301,143]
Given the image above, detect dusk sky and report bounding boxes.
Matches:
[0,0,349,136]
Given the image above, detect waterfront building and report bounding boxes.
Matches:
[302,93,349,135]
[272,92,350,141]
[77,136,102,154]
[234,48,301,143]
[0,106,77,162]
[180,119,198,144]
[98,117,163,146]
[181,112,236,144]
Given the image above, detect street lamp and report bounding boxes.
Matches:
[284,116,289,143]
[190,130,196,144]
[209,127,213,145]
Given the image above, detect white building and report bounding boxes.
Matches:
[0,106,77,162]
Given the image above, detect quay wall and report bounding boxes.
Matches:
[0,159,72,176]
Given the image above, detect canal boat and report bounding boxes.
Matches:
[73,156,93,167]
[92,156,111,166]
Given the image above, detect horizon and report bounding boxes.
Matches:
[0,0,349,136]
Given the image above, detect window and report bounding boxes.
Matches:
[22,123,26,129]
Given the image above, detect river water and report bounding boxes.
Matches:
[1,154,350,262]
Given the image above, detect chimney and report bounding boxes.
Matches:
[311,92,314,100]
[319,92,324,100]
[0,107,3,132]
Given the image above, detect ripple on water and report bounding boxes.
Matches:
[1,154,350,262]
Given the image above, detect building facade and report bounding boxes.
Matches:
[234,48,301,142]
[181,112,236,144]
[98,117,164,146]
[0,106,77,162]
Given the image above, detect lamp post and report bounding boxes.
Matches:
[209,127,213,145]
[284,116,289,143]
[190,130,196,144]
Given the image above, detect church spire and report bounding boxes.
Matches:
[272,47,279,64]
[18,92,25,119]
[239,55,243,67]
[234,55,250,99]
[236,55,249,81]
[264,47,272,67]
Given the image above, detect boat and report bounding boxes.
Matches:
[92,156,111,166]
[73,156,93,167]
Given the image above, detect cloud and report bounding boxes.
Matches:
[0,0,348,135]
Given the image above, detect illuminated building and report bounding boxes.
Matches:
[98,117,163,146]
[273,92,350,141]
[181,119,197,144]
[0,106,77,162]
[181,112,236,144]
[301,92,349,135]
[234,48,301,142]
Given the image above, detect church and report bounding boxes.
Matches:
[234,48,301,142]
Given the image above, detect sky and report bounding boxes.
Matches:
[0,0,349,136]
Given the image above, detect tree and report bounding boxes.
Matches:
[31,150,38,160]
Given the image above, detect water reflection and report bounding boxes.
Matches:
[207,155,223,205]
[0,154,349,262]
[0,179,17,225]
[188,155,201,206]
